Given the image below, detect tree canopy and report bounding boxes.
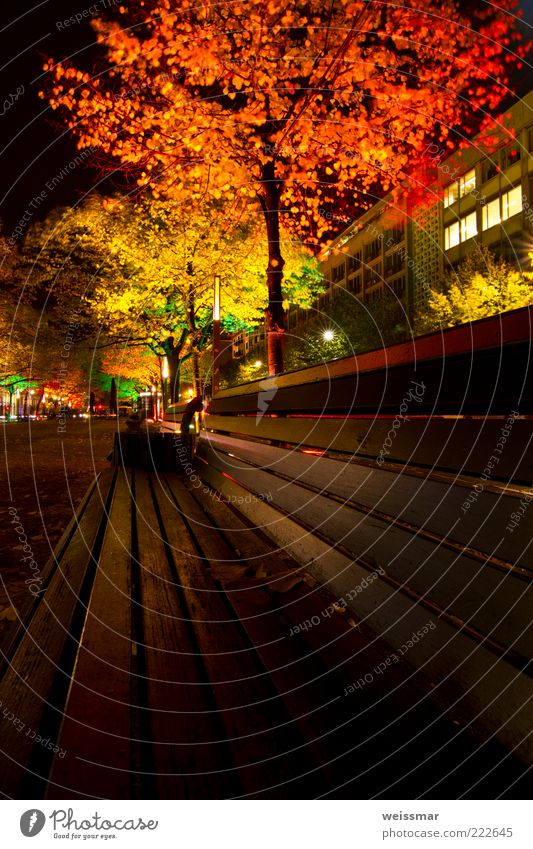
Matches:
[44,0,526,372]
[416,246,533,333]
[16,193,321,400]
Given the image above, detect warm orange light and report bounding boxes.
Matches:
[213,274,221,321]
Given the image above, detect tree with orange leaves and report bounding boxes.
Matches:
[44,0,527,373]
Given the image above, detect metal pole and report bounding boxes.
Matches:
[213,274,221,395]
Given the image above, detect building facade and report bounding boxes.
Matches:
[231,90,533,362]
[320,88,533,315]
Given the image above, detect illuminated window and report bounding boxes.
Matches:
[482,197,501,230]
[391,277,405,297]
[347,275,362,294]
[502,185,522,220]
[364,262,382,286]
[482,187,522,230]
[460,211,478,241]
[365,239,381,261]
[444,183,459,208]
[386,251,404,276]
[459,169,476,198]
[444,222,460,249]
[444,169,476,208]
[386,222,405,243]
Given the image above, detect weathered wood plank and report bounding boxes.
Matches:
[191,489,378,791]
[200,440,533,659]
[211,307,532,403]
[208,342,531,416]
[203,416,532,481]
[196,458,533,765]
[200,433,532,571]
[0,469,115,798]
[0,473,107,676]
[159,475,321,797]
[46,468,133,799]
[133,471,238,799]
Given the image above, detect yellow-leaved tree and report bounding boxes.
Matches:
[415,246,533,333]
[21,194,322,400]
[43,0,526,373]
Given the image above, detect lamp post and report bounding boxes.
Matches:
[213,274,221,395]
[161,356,169,413]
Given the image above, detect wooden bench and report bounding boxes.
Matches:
[199,306,533,768]
[1,308,530,799]
[1,465,529,799]
[111,396,204,472]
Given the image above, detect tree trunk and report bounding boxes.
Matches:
[109,377,118,415]
[192,350,201,396]
[261,162,285,375]
[167,346,182,404]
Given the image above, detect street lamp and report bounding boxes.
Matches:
[161,356,170,413]
[213,274,221,395]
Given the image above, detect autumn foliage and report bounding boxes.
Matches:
[44,0,527,372]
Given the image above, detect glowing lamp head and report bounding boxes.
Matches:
[323,329,335,342]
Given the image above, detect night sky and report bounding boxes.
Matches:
[0,0,101,235]
[1,0,532,236]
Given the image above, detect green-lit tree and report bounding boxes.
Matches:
[44,0,526,373]
[23,194,321,400]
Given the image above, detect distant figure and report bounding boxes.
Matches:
[125,409,148,432]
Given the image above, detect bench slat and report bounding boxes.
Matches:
[133,471,239,799]
[0,469,115,797]
[196,456,533,765]
[46,468,133,799]
[205,415,532,482]
[200,440,533,659]
[160,476,322,798]
[200,433,531,571]
[190,488,399,793]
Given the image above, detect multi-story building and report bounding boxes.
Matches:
[318,194,412,313]
[231,89,533,361]
[320,88,533,314]
[232,324,266,360]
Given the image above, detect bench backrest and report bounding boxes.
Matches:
[197,306,533,762]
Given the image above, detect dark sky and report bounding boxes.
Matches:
[1,0,532,236]
[0,0,102,236]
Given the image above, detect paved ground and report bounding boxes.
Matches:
[0,419,117,643]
